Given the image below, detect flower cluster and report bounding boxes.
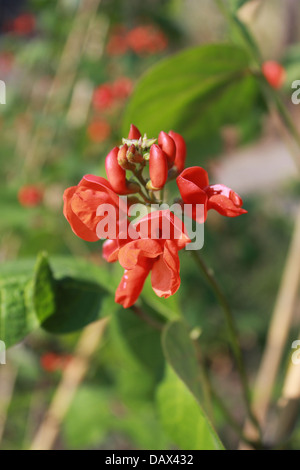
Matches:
[106,24,168,56]
[64,125,247,308]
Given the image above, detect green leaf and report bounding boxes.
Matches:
[229,0,250,12]
[157,367,224,450]
[122,44,259,158]
[158,320,224,450]
[112,307,164,380]
[43,281,116,334]
[0,279,38,348]
[32,252,56,324]
[0,254,116,346]
[63,386,112,449]
[162,320,201,397]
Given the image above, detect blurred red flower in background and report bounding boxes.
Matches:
[4,14,36,36]
[106,24,168,57]
[112,77,133,100]
[87,119,111,142]
[106,25,129,56]
[127,25,168,55]
[41,353,72,373]
[18,185,43,207]
[93,84,114,110]
[92,77,133,111]
[262,60,286,89]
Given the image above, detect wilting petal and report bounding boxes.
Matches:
[63,186,98,242]
[115,259,153,308]
[118,239,162,269]
[151,241,181,298]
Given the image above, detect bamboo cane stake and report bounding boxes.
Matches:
[30,318,109,450]
[240,210,300,448]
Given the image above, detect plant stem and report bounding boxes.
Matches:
[215,0,300,169]
[131,304,164,331]
[137,188,152,204]
[191,250,261,437]
[210,384,262,449]
[134,169,147,188]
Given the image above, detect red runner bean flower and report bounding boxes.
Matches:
[103,210,191,308]
[177,166,247,223]
[63,175,126,241]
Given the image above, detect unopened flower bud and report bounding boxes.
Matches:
[148,144,168,190]
[117,144,128,165]
[127,144,144,163]
[106,147,140,195]
[158,131,176,168]
[128,124,142,139]
[168,131,186,173]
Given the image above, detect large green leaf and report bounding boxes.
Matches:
[112,306,165,380]
[0,253,116,346]
[123,44,259,158]
[0,252,54,347]
[157,320,224,450]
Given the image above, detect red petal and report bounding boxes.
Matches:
[151,241,181,298]
[102,239,119,262]
[136,210,191,249]
[158,131,176,168]
[115,260,152,308]
[71,187,112,234]
[208,195,247,217]
[118,239,163,269]
[149,144,168,189]
[169,131,186,173]
[63,186,98,242]
[206,184,247,217]
[177,167,209,204]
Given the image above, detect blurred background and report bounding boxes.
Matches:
[0,0,300,450]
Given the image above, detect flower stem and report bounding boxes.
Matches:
[191,250,261,438]
[137,188,152,204]
[131,304,164,331]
